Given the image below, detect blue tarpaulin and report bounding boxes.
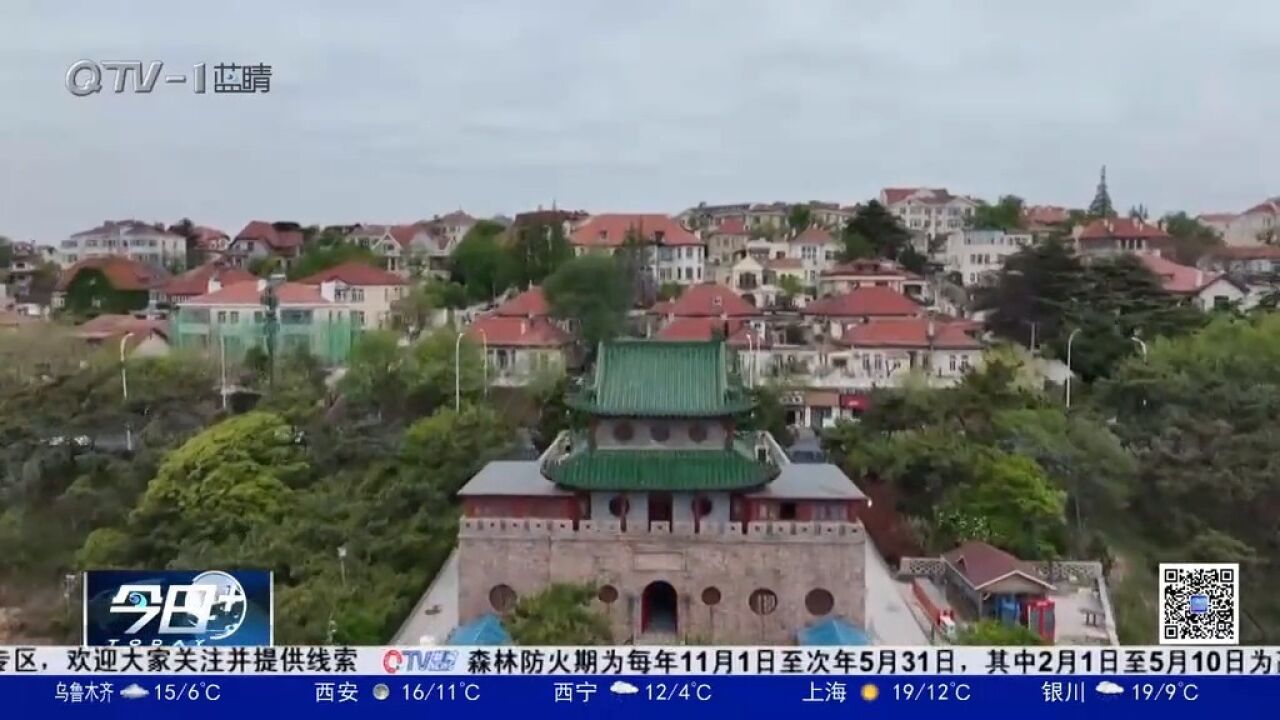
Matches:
[446,613,512,645]
[796,616,870,646]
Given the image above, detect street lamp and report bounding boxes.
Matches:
[1131,336,1148,360]
[1065,328,1081,409]
[337,545,348,588]
[120,332,135,452]
[455,330,490,411]
[261,274,284,391]
[1024,320,1038,353]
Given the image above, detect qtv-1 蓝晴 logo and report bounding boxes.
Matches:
[83,570,273,646]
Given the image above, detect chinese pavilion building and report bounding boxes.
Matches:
[456,339,868,644]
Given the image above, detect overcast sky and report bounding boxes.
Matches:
[1,0,1277,241]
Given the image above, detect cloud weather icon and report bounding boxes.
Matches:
[610,681,640,696]
[120,683,150,700]
[1095,681,1125,696]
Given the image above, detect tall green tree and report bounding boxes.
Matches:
[544,255,633,350]
[787,204,813,234]
[840,201,914,264]
[451,221,515,303]
[506,583,613,645]
[1161,211,1224,265]
[978,238,1086,352]
[936,452,1066,558]
[286,244,380,280]
[969,195,1025,231]
[1088,166,1115,218]
[507,221,572,288]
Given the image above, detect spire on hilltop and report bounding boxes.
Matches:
[1088,165,1115,218]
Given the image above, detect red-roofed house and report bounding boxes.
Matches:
[1199,245,1280,277]
[941,541,1055,617]
[1138,255,1255,312]
[158,262,257,306]
[1214,197,1280,247]
[804,286,923,320]
[704,218,751,280]
[494,286,551,318]
[1071,217,1172,257]
[227,221,306,268]
[467,314,571,386]
[173,279,360,364]
[818,260,928,300]
[661,283,758,318]
[298,261,408,329]
[838,318,982,383]
[73,314,170,357]
[570,214,707,286]
[54,256,170,316]
[58,220,187,270]
[880,188,978,237]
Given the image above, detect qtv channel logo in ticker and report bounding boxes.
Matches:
[83,569,273,646]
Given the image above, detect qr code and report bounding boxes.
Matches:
[1159,563,1239,645]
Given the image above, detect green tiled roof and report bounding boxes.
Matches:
[544,449,776,491]
[569,340,754,417]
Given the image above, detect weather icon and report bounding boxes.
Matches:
[372,683,390,701]
[120,684,150,700]
[610,681,640,696]
[1095,681,1125,696]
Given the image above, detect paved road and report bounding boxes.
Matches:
[863,542,931,646]
[392,549,459,645]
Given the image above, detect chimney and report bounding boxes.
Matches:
[520,319,528,336]
[319,280,337,302]
[207,276,222,294]
[256,278,267,292]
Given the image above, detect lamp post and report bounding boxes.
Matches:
[744,332,755,388]
[1065,328,1081,409]
[337,545,348,589]
[1024,320,1038,353]
[120,332,135,452]
[219,333,229,411]
[261,274,283,391]
[1131,336,1148,360]
[454,330,489,410]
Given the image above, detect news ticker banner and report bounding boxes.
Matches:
[4,646,1280,676]
[0,675,1272,719]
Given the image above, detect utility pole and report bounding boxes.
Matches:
[1065,328,1081,409]
[120,332,135,452]
[261,274,284,392]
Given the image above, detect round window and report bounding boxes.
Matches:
[608,495,629,517]
[748,589,778,616]
[489,584,518,613]
[687,422,708,442]
[598,585,619,604]
[701,587,722,606]
[650,422,671,442]
[805,588,835,616]
[613,421,634,441]
[692,496,713,518]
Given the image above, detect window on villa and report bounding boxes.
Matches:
[228,311,240,323]
[779,502,797,520]
[216,311,227,323]
[949,355,958,372]
[281,309,313,325]
[352,311,366,327]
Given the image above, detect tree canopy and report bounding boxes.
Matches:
[840,201,926,272]
[544,254,633,350]
[968,195,1025,231]
[506,583,613,645]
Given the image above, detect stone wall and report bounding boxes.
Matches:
[458,518,866,645]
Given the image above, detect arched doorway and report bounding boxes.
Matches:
[641,581,678,634]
